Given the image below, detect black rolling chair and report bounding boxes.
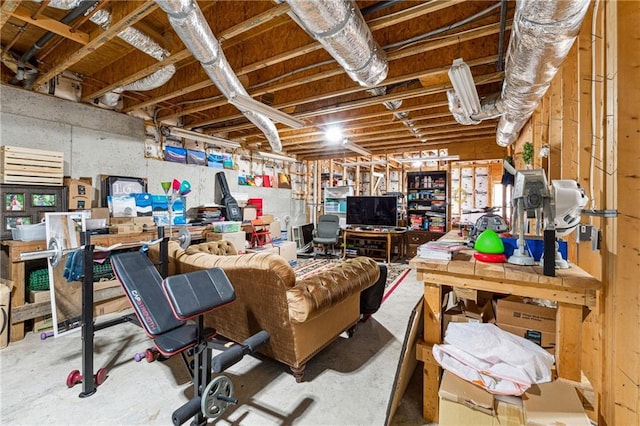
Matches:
[313,214,341,258]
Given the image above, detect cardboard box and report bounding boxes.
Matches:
[206,231,247,253]
[29,286,129,330]
[523,381,590,425]
[453,287,493,304]
[260,214,274,224]
[438,370,524,426]
[246,245,279,255]
[443,298,495,333]
[110,217,134,225]
[497,323,555,353]
[29,290,53,334]
[243,206,257,221]
[274,240,297,262]
[94,296,131,317]
[91,207,110,220]
[65,178,92,210]
[269,220,282,239]
[496,296,556,334]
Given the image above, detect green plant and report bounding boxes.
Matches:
[522,142,534,165]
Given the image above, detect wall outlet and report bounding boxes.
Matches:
[577,224,593,242]
[591,227,601,251]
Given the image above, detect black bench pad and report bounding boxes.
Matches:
[163,267,236,320]
[111,251,185,337]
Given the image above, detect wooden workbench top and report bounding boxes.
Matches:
[409,231,601,307]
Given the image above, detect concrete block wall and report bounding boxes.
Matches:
[0,86,298,226]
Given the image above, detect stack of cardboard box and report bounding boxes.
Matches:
[438,371,590,425]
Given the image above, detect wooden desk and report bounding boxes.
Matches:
[342,229,406,263]
[409,231,602,422]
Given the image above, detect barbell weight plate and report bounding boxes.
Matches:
[201,375,234,419]
[48,238,63,268]
[178,226,191,249]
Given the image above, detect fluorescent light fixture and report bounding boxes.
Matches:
[396,154,460,163]
[342,140,371,156]
[228,92,306,129]
[256,151,298,163]
[169,127,241,149]
[335,160,387,167]
[448,58,481,116]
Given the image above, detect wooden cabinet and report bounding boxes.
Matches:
[406,230,440,258]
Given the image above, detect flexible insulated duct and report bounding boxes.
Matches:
[284,0,387,87]
[86,8,176,106]
[496,0,590,147]
[33,1,175,107]
[155,0,282,152]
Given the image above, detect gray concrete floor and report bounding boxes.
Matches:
[1,269,430,425]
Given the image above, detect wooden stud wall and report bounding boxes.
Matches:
[510,2,638,424]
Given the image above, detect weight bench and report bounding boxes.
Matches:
[111,251,269,426]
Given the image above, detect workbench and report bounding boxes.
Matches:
[409,231,602,422]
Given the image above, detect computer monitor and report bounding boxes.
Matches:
[294,223,315,253]
[346,196,398,228]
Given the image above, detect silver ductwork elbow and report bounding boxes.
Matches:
[497,0,590,147]
[37,1,176,108]
[156,0,282,152]
[285,0,387,87]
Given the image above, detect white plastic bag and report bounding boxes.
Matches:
[433,322,554,395]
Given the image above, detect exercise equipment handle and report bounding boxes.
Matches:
[244,330,270,352]
[212,330,269,373]
[212,345,243,373]
[172,397,201,426]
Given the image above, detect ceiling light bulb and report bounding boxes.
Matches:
[325,126,344,144]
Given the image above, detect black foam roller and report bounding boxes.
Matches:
[172,397,201,426]
[243,330,270,352]
[212,345,243,373]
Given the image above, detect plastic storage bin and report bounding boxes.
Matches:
[211,221,242,233]
[11,223,46,241]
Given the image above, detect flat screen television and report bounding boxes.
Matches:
[346,196,398,228]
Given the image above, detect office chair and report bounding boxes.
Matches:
[313,215,341,258]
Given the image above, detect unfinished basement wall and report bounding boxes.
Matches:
[0,85,296,223]
[510,1,639,424]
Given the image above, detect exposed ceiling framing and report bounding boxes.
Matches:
[1,0,515,163]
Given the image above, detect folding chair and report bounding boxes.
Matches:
[250,218,272,248]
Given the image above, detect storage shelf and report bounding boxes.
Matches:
[407,171,448,236]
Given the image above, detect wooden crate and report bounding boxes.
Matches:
[1,146,64,186]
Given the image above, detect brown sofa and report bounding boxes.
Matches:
[149,240,380,382]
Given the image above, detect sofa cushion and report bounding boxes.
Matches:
[287,257,380,323]
[185,240,237,256]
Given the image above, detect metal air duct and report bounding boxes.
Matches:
[155,0,282,152]
[284,0,387,87]
[31,1,176,108]
[497,0,590,147]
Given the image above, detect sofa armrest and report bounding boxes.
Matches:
[287,257,380,323]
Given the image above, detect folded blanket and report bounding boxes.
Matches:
[433,322,554,395]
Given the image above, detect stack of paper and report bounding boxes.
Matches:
[418,241,467,260]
